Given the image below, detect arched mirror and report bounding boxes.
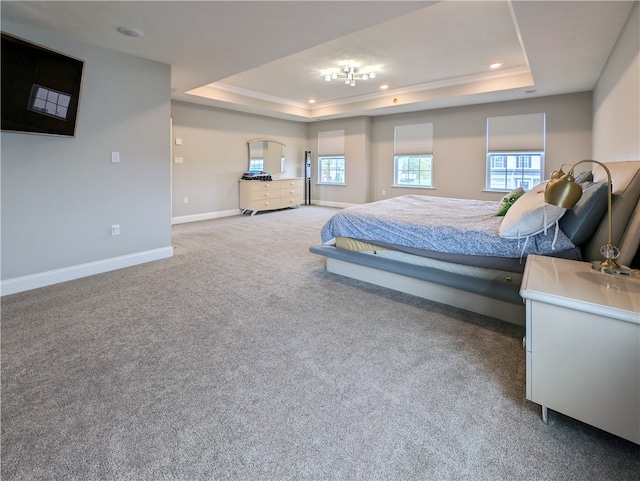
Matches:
[248,139,285,175]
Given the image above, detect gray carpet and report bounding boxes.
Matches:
[2,206,639,480]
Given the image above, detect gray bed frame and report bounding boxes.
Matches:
[309,244,526,325]
[310,163,640,327]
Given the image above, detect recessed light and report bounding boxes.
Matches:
[308,99,316,104]
[380,84,389,90]
[490,63,502,69]
[117,26,144,38]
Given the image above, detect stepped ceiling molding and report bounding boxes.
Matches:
[2,1,634,121]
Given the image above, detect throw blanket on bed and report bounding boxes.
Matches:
[320,194,575,258]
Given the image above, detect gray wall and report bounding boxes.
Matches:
[1,22,172,286]
[308,117,372,206]
[307,92,592,205]
[173,92,593,213]
[593,1,640,161]
[170,101,309,222]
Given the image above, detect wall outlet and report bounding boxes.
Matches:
[174,157,184,164]
[183,197,189,204]
[111,224,120,236]
[382,190,386,196]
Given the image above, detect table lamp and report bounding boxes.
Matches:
[545,159,632,275]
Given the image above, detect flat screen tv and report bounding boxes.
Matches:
[1,32,84,137]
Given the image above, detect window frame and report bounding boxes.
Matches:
[318,155,346,185]
[393,154,434,188]
[485,151,544,192]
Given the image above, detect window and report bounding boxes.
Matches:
[28,85,71,120]
[394,155,433,186]
[492,156,505,169]
[394,123,434,188]
[249,158,264,171]
[486,113,545,191]
[516,156,532,169]
[319,156,345,184]
[318,130,345,185]
[487,152,543,191]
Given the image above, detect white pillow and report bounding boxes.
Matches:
[499,181,567,238]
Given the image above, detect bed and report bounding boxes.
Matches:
[310,161,640,325]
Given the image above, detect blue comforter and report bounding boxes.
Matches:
[320,194,575,258]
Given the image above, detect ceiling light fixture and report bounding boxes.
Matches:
[324,64,376,87]
[490,62,502,69]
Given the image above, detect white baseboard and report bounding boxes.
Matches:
[311,200,356,209]
[1,246,174,296]
[172,210,239,225]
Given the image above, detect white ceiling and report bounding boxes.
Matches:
[2,1,635,122]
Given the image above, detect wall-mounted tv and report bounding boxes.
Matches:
[1,32,84,137]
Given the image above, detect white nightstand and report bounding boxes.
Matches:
[520,255,640,444]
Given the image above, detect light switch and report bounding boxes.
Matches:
[175,138,183,145]
[111,151,120,163]
[174,157,184,164]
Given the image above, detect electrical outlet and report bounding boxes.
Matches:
[183,197,189,204]
[111,224,120,236]
[382,190,386,196]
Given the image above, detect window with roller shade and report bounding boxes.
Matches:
[393,123,434,188]
[486,113,545,191]
[318,130,345,185]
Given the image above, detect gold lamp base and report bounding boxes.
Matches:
[590,259,633,276]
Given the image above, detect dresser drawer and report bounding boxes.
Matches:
[251,189,279,201]
[280,179,303,189]
[280,187,303,197]
[248,181,279,192]
[280,195,303,208]
[249,199,279,210]
[239,178,304,215]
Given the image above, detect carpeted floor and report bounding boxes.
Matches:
[2,205,639,480]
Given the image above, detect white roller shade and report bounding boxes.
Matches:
[394,123,433,155]
[318,130,344,155]
[487,113,545,152]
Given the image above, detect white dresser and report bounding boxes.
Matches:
[520,255,640,444]
[239,177,304,216]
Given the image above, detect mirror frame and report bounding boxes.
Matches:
[247,138,285,175]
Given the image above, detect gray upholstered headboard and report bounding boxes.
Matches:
[582,161,640,267]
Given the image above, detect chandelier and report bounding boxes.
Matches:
[324,64,376,86]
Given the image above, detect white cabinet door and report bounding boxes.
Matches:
[529,301,640,444]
